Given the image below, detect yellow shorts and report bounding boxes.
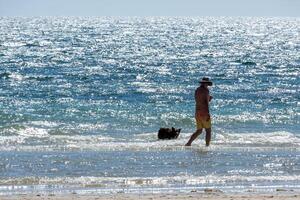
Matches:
[195,113,211,129]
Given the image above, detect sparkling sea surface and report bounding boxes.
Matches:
[0,17,299,194]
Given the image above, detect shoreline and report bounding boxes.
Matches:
[1,192,300,200]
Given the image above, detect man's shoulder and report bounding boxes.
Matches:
[196,86,209,93]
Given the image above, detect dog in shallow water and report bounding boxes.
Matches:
[158,127,181,140]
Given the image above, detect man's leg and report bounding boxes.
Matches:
[185,129,202,146]
[205,128,211,146]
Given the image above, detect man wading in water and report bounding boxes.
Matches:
[185,77,213,147]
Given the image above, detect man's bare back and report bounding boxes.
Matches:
[195,86,210,116]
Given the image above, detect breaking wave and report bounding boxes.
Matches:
[0,127,299,151]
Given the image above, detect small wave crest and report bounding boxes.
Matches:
[0,72,54,82]
[214,132,300,147]
[1,175,300,195]
[0,127,299,151]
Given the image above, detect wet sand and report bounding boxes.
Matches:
[1,192,300,200]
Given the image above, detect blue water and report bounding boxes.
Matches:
[0,17,299,195]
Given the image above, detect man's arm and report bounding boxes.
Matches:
[206,91,211,118]
[206,91,211,105]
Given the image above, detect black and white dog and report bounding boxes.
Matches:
[158,127,181,140]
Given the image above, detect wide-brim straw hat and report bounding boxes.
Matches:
[199,77,213,86]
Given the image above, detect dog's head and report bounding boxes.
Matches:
[171,127,181,138]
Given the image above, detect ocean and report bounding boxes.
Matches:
[0,17,299,195]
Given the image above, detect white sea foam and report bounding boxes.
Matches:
[14,127,49,138]
[214,131,300,147]
[1,175,299,190]
[0,130,299,151]
[8,72,26,81]
[1,41,26,47]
